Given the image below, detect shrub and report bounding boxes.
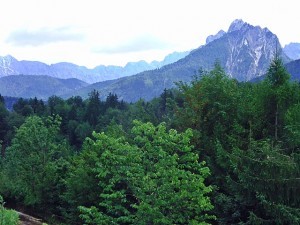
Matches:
[0,195,19,225]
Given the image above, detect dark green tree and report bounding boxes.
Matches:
[0,102,9,157]
[47,96,70,134]
[231,140,300,224]
[265,56,291,140]
[285,103,300,149]
[66,96,85,121]
[105,92,119,110]
[85,90,103,127]
[28,97,46,116]
[175,63,243,224]
[13,98,34,117]
[0,94,4,104]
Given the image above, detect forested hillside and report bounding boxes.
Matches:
[0,75,88,99]
[0,57,299,224]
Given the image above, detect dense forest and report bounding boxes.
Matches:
[0,57,299,224]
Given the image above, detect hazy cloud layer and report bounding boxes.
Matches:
[93,35,173,54]
[6,27,85,46]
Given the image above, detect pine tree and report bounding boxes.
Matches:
[85,90,103,127]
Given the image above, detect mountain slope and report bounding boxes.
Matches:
[283,43,300,60]
[285,59,300,80]
[67,19,290,102]
[0,51,189,84]
[249,59,300,83]
[0,75,88,99]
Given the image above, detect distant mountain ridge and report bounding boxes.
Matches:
[0,51,189,84]
[283,43,300,60]
[285,59,300,80]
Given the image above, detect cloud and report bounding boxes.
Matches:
[6,27,85,46]
[93,35,173,54]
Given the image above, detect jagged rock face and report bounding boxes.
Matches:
[228,19,245,33]
[224,20,285,81]
[0,55,18,75]
[183,19,287,81]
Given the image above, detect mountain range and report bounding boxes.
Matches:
[64,19,295,102]
[0,51,189,84]
[1,19,300,102]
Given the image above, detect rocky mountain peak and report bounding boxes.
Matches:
[228,19,246,33]
[206,30,226,44]
[224,20,288,81]
[0,55,18,74]
[0,55,17,64]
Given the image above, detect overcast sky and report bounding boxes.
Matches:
[0,0,299,68]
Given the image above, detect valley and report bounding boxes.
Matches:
[0,18,299,225]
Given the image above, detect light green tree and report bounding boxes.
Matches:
[75,121,214,224]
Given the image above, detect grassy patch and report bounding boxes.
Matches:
[0,196,19,225]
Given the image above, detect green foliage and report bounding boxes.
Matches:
[0,195,19,225]
[285,103,300,148]
[1,58,300,225]
[0,102,9,147]
[1,115,71,213]
[173,61,300,224]
[267,56,290,87]
[263,56,297,141]
[62,134,105,222]
[231,140,300,224]
[0,95,4,104]
[85,90,103,126]
[105,92,119,109]
[75,121,214,225]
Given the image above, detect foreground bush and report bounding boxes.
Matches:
[0,195,19,225]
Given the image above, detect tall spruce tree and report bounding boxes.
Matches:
[85,90,103,127]
[266,56,291,140]
[230,57,300,224]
